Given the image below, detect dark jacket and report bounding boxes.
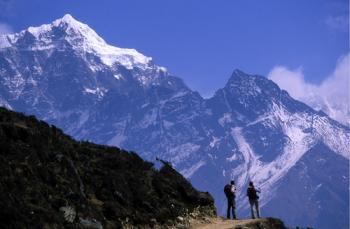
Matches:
[247,185,259,200]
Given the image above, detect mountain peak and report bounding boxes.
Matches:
[5,14,155,70]
[60,13,78,24]
[229,69,259,82]
[25,14,103,43]
[226,69,257,86]
[47,14,82,30]
[222,69,285,105]
[232,68,247,76]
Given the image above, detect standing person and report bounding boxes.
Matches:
[246,181,260,219]
[224,180,237,219]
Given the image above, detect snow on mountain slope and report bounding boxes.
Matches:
[203,70,349,226]
[0,15,348,229]
[2,14,153,71]
[263,142,349,229]
[208,84,349,210]
[238,101,349,183]
[231,104,320,208]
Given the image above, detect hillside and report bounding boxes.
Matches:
[0,107,216,228]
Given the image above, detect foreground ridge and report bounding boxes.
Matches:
[0,107,215,228]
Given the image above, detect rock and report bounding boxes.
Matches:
[175,224,187,229]
[80,217,103,229]
[59,206,76,223]
[177,216,184,222]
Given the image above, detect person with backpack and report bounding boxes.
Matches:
[224,180,237,219]
[246,181,260,219]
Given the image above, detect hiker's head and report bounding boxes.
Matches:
[230,180,235,185]
[249,181,254,186]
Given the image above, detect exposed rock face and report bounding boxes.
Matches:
[0,107,215,228]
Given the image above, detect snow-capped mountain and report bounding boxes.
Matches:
[0,15,349,229]
[203,71,349,228]
[1,14,153,70]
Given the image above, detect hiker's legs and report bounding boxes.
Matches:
[232,198,236,219]
[249,199,255,219]
[226,205,231,219]
[226,198,232,219]
[254,200,260,218]
[232,207,236,219]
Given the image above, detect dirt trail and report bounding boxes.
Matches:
[191,217,280,229]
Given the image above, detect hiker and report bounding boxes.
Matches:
[246,181,260,219]
[224,180,237,219]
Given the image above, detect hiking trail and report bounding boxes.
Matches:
[190,217,286,229]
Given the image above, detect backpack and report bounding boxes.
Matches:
[224,184,232,197]
[231,185,236,195]
[247,186,258,199]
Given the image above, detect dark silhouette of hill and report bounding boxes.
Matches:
[0,107,215,228]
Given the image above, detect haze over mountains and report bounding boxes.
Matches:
[268,58,350,126]
[0,14,348,229]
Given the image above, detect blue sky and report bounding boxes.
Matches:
[0,0,348,97]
